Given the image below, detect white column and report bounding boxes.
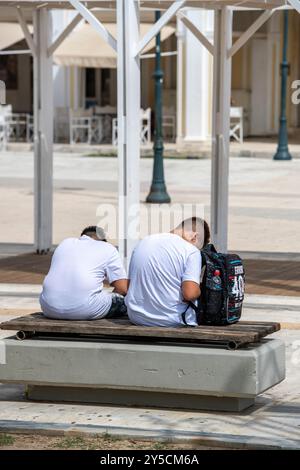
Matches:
[176,17,184,144]
[184,9,214,143]
[33,9,53,253]
[266,13,280,134]
[211,7,232,253]
[117,0,141,266]
[52,10,69,109]
[250,14,280,136]
[250,38,269,135]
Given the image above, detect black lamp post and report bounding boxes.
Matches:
[273,10,292,160]
[146,10,171,204]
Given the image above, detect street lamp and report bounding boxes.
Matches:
[273,10,292,161]
[146,10,171,204]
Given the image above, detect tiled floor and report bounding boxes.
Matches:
[0,252,299,297]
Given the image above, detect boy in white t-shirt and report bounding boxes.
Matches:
[40,226,128,320]
[125,217,210,327]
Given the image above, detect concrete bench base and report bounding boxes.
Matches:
[27,385,255,411]
[0,337,285,412]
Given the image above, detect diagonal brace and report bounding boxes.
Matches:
[287,0,300,14]
[135,0,186,57]
[68,0,117,51]
[48,14,82,57]
[16,7,36,56]
[177,11,214,56]
[228,9,274,58]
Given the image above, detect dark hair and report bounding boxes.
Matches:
[179,217,211,248]
[81,226,107,241]
[202,219,211,247]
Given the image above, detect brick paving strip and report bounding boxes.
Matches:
[0,252,299,297]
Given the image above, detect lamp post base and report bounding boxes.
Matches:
[146,185,171,204]
[273,147,292,161]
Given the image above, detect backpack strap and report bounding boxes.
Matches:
[181,303,190,326]
[182,248,206,327]
[203,243,218,254]
[181,301,200,327]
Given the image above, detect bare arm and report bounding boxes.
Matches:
[181,280,201,302]
[111,279,128,296]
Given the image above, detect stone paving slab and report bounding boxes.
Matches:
[0,399,298,449]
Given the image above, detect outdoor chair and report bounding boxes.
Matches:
[26,115,34,143]
[162,113,176,142]
[0,114,7,151]
[93,105,116,143]
[0,105,12,149]
[140,107,151,145]
[54,107,69,143]
[0,105,34,144]
[112,107,152,146]
[230,106,244,144]
[70,108,103,145]
[5,113,30,142]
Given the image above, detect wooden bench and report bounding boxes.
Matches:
[0,313,280,350]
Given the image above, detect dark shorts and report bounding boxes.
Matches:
[105,293,127,319]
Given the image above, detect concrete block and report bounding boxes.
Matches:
[0,337,285,411]
[26,385,255,411]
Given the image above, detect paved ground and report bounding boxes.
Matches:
[0,282,299,317]
[0,251,300,297]
[0,151,299,253]
[8,136,300,158]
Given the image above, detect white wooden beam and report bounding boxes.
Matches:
[33,9,53,253]
[48,13,82,57]
[117,0,141,266]
[0,50,31,55]
[117,0,126,262]
[140,51,177,59]
[177,11,214,56]
[211,7,233,253]
[176,16,184,145]
[68,0,117,51]
[16,7,36,56]
[228,9,274,58]
[287,0,300,14]
[135,0,186,56]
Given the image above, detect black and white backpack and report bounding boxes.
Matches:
[184,244,245,326]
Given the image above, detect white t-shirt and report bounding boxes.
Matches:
[40,235,126,320]
[125,233,201,327]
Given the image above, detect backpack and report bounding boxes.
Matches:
[184,244,245,326]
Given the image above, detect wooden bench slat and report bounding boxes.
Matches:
[1,319,260,341]
[0,313,280,348]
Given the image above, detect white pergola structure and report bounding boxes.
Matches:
[1,0,299,259]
